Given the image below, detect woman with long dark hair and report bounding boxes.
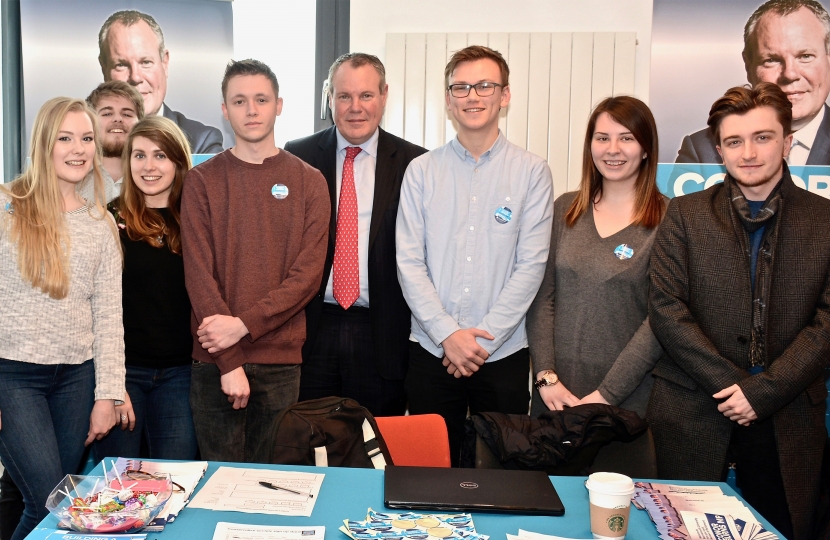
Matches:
[93,115,198,461]
[0,97,124,540]
[527,96,667,419]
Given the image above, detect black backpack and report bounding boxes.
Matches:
[270,397,393,469]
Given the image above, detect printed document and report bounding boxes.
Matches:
[212,523,325,540]
[189,467,324,517]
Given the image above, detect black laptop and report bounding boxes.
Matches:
[383,466,565,516]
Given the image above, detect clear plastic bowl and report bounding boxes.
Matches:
[46,473,173,533]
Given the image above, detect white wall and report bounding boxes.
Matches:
[350,0,654,102]
[222,0,317,148]
[0,14,4,181]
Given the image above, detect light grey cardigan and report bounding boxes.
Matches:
[0,193,125,401]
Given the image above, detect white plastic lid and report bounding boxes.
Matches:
[585,472,635,495]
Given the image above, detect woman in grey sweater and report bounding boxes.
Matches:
[0,97,124,540]
[527,96,666,420]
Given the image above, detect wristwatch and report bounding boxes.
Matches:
[533,370,559,390]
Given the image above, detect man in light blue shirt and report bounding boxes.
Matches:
[396,45,553,465]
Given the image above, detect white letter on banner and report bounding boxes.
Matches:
[808,175,830,198]
[791,175,807,190]
[705,173,725,189]
[674,172,704,197]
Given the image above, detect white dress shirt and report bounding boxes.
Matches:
[323,127,378,308]
[77,166,122,204]
[788,106,824,166]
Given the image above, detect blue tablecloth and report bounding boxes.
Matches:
[27,461,783,539]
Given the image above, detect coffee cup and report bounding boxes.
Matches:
[585,472,635,540]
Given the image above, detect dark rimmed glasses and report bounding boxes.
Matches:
[124,469,185,493]
[447,82,504,98]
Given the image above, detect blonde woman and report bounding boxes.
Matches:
[0,97,124,540]
[94,116,197,461]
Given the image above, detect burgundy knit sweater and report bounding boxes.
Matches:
[181,149,330,374]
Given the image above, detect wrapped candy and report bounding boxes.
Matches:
[46,474,172,534]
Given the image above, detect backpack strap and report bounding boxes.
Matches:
[362,419,387,470]
[310,417,387,469]
[313,446,328,467]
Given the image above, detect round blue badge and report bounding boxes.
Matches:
[614,244,634,260]
[494,206,513,224]
[271,184,289,199]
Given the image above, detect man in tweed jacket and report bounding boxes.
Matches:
[648,83,830,540]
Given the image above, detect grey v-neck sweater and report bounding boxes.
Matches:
[527,191,665,416]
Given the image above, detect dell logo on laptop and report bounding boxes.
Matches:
[459,482,479,489]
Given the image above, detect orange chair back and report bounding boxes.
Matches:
[375,414,451,468]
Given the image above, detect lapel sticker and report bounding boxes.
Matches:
[271,184,289,199]
[494,206,513,224]
[614,244,634,260]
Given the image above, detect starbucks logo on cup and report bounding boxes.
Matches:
[607,514,625,533]
[459,482,479,489]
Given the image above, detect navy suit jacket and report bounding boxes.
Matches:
[163,104,224,154]
[675,103,830,165]
[284,127,427,380]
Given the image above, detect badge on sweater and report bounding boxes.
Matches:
[271,184,289,199]
[494,206,512,224]
[614,244,634,260]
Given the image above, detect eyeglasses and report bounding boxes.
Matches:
[447,82,504,98]
[124,469,185,493]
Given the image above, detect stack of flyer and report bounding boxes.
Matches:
[507,529,591,540]
[633,482,778,540]
[341,508,488,540]
[113,458,208,532]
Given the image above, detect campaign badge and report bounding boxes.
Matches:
[494,206,512,224]
[271,184,289,199]
[614,244,634,260]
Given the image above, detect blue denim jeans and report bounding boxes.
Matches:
[93,364,197,462]
[190,361,300,463]
[0,359,95,540]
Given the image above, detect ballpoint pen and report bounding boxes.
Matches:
[258,481,314,498]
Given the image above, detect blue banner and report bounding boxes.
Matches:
[657,163,830,199]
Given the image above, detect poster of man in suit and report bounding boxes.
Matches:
[20,0,233,154]
[651,0,830,167]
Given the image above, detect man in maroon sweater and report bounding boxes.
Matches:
[181,59,330,462]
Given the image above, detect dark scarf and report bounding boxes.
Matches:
[726,173,784,371]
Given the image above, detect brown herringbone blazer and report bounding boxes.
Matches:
[647,168,830,540]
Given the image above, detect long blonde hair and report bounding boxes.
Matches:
[0,97,107,299]
[118,116,192,254]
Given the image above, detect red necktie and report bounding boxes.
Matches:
[333,146,362,309]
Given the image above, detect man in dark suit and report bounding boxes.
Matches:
[161,106,224,155]
[650,83,830,540]
[284,53,427,416]
[98,10,224,154]
[676,0,830,165]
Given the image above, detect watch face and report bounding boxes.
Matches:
[535,372,557,389]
